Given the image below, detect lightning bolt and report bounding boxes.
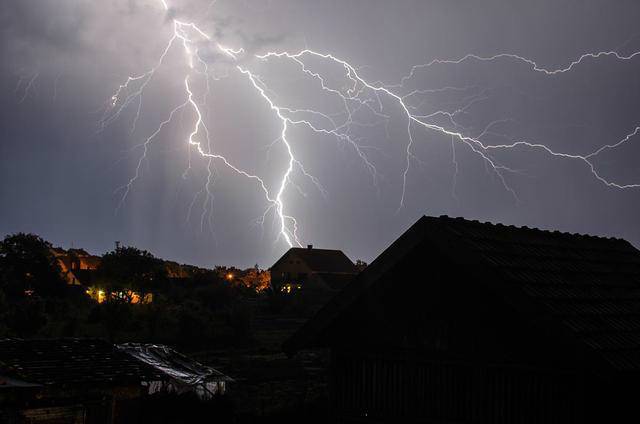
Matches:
[16,71,39,104]
[105,1,640,249]
[392,50,640,88]
[256,48,640,203]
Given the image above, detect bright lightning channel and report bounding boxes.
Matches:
[105,0,640,248]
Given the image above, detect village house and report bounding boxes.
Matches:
[285,215,640,423]
[50,247,192,304]
[270,245,359,294]
[50,248,101,286]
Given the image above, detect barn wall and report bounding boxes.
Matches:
[330,349,583,423]
[322,240,593,423]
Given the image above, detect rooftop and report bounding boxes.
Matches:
[0,338,162,387]
[272,246,357,274]
[286,215,640,373]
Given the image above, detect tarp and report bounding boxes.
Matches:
[118,343,232,398]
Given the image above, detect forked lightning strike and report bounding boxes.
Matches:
[103,0,640,248]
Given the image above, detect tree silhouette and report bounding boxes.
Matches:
[97,246,167,303]
[0,233,66,298]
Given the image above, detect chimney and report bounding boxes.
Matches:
[307,244,313,250]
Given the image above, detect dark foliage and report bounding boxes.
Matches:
[97,246,168,302]
[0,233,66,298]
[0,233,319,350]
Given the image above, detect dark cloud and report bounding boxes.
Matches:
[1,0,640,268]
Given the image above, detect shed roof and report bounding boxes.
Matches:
[117,343,232,385]
[0,338,162,387]
[285,216,640,374]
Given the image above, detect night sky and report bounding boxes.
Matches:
[1,0,640,268]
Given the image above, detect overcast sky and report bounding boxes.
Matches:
[1,0,640,268]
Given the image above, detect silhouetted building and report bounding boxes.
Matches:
[270,245,358,293]
[0,339,232,423]
[0,338,161,423]
[286,216,640,423]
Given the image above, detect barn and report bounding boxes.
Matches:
[285,215,640,423]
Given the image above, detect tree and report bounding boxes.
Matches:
[90,300,133,342]
[238,267,271,292]
[355,259,368,271]
[0,290,9,336]
[0,233,66,298]
[6,297,48,337]
[97,246,167,303]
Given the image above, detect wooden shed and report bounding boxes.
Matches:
[0,338,162,423]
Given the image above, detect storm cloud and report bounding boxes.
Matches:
[1,0,640,268]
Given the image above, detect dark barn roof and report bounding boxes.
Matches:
[286,215,640,375]
[271,247,357,274]
[0,339,162,387]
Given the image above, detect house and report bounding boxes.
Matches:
[0,339,232,423]
[270,245,358,293]
[51,247,101,286]
[285,215,640,423]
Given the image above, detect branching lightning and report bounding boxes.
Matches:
[103,0,640,248]
[392,51,640,88]
[16,71,39,104]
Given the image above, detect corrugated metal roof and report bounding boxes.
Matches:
[0,338,162,386]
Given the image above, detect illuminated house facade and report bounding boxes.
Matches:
[287,216,640,423]
[51,247,155,304]
[51,247,101,286]
[270,245,358,293]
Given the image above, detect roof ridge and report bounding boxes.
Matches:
[290,247,346,251]
[432,214,627,243]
